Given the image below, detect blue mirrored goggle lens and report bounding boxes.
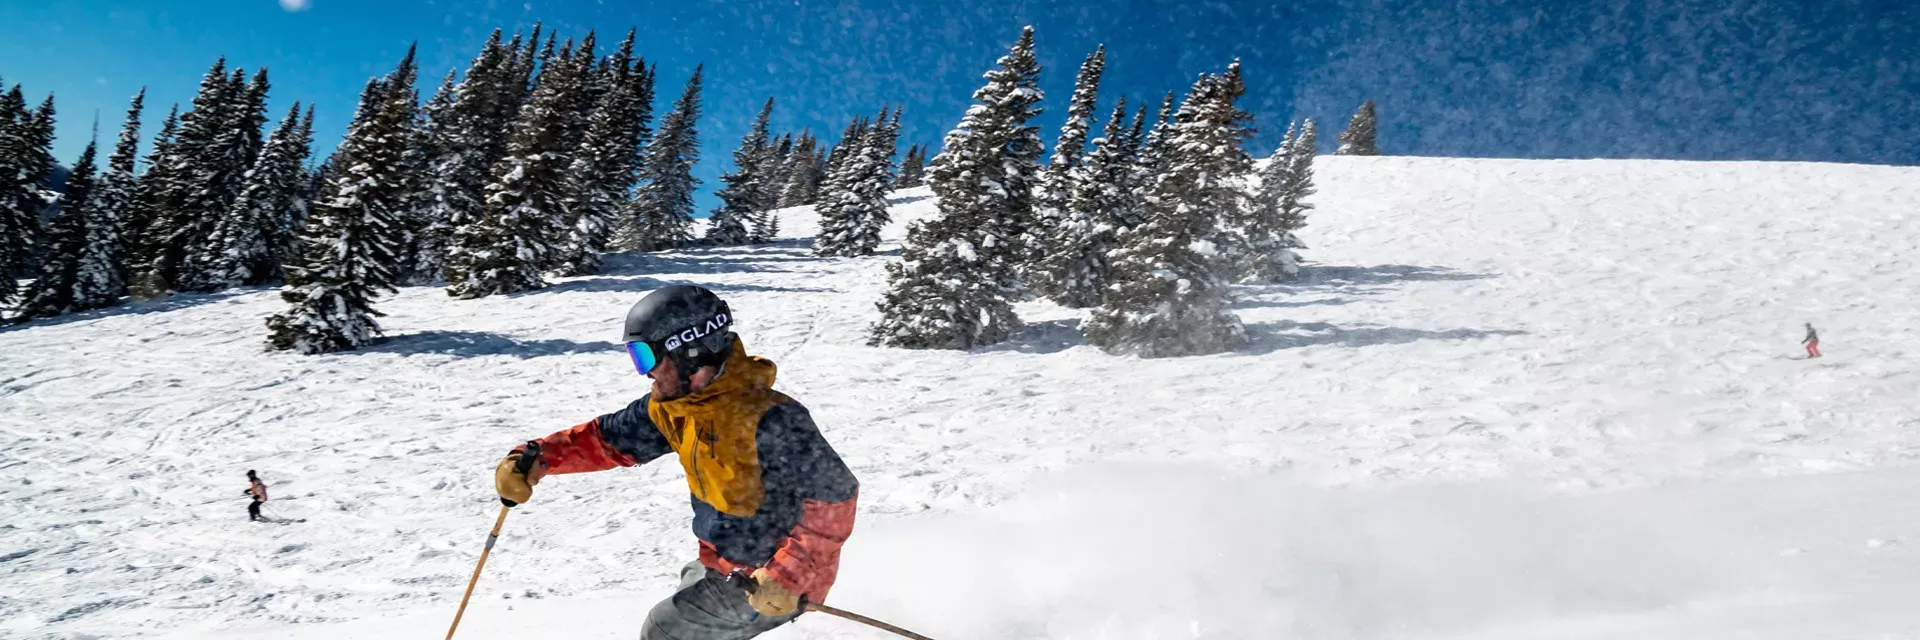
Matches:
[626,341,659,375]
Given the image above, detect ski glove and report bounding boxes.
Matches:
[494,448,546,506]
[745,568,801,616]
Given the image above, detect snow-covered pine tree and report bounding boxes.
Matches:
[758,133,792,207]
[126,104,178,300]
[818,106,899,257]
[199,103,312,288]
[623,65,702,252]
[1269,118,1316,273]
[179,67,274,291]
[869,27,1043,349]
[554,30,649,275]
[810,114,864,253]
[1033,45,1105,264]
[893,144,926,189]
[814,109,894,257]
[823,118,866,186]
[412,32,518,281]
[401,70,461,283]
[90,88,144,295]
[14,140,101,321]
[0,91,55,309]
[266,50,421,354]
[1335,98,1378,155]
[1035,97,1131,308]
[1239,119,1295,283]
[445,38,591,298]
[773,131,818,208]
[136,59,238,293]
[270,106,317,280]
[705,97,774,247]
[0,82,29,308]
[556,32,598,157]
[1085,62,1256,357]
[745,132,791,243]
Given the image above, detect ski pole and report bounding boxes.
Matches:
[729,571,939,640]
[445,506,509,640]
[805,602,939,640]
[446,442,540,640]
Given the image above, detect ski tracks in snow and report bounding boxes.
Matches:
[5,167,1920,638]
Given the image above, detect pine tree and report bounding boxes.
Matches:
[870,27,1043,350]
[1036,97,1131,308]
[773,131,818,208]
[814,111,872,256]
[817,107,899,257]
[745,132,792,242]
[445,38,591,298]
[271,107,317,279]
[92,88,145,295]
[267,50,421,354]
[1085,63,1256,357]
[0,92,56,309]
[705,97,773,247]
[137,59,239,293]
[13,141,101,321]
[757,133,792,207]
[555,31,650,275]
[624,65,702,252]
[413,33,517,281]
[1241,118,1315,281]
[179,67,273,291]
[893,144,926,189]
[126,104,179,300]
[199,103,314,288]
[1335,99,1378,155]
[1033,45,1105,263]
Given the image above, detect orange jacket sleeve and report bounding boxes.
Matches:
[529,397,672,474]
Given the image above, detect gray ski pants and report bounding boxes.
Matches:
[641,561,800,640]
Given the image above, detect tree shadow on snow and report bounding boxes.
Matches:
[1233,295,1363,310]
[350,330,621,359]
[1303,264,1496,285]
[0,290,255,333]
[1224,263,1494,310]
[521,274,833,297]
[1241,320,1527,354]
[885,193,933,207]
[976,318,1088,355]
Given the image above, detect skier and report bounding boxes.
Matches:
[245,470,267,522]
[493,285,859,640]
[1803,322,1821,359]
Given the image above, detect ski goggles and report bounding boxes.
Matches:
[625,340,662,376]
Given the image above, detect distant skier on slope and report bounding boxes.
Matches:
[245,470,268,522]
[1803,322,1822,358]
[493,285,859,640]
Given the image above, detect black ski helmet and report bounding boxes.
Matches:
[623,285,735,378]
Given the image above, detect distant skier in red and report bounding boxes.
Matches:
[1802,323,1821,358]
[245,470,267,521]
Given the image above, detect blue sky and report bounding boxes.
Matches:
[2,0,1915,214]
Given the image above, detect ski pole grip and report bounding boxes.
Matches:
[727,570,757,594]
[514,440,542,475]
[500,441,543,508]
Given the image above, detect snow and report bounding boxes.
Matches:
[5,158,1920,639]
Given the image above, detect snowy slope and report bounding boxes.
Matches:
[3,158,1919,640]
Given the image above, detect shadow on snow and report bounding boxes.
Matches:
[1240,320,1527,354]
[520,274,835,296]
[349,330,620,359]
[0,290,258,333]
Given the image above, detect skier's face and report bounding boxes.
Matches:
[647,358,719,400]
